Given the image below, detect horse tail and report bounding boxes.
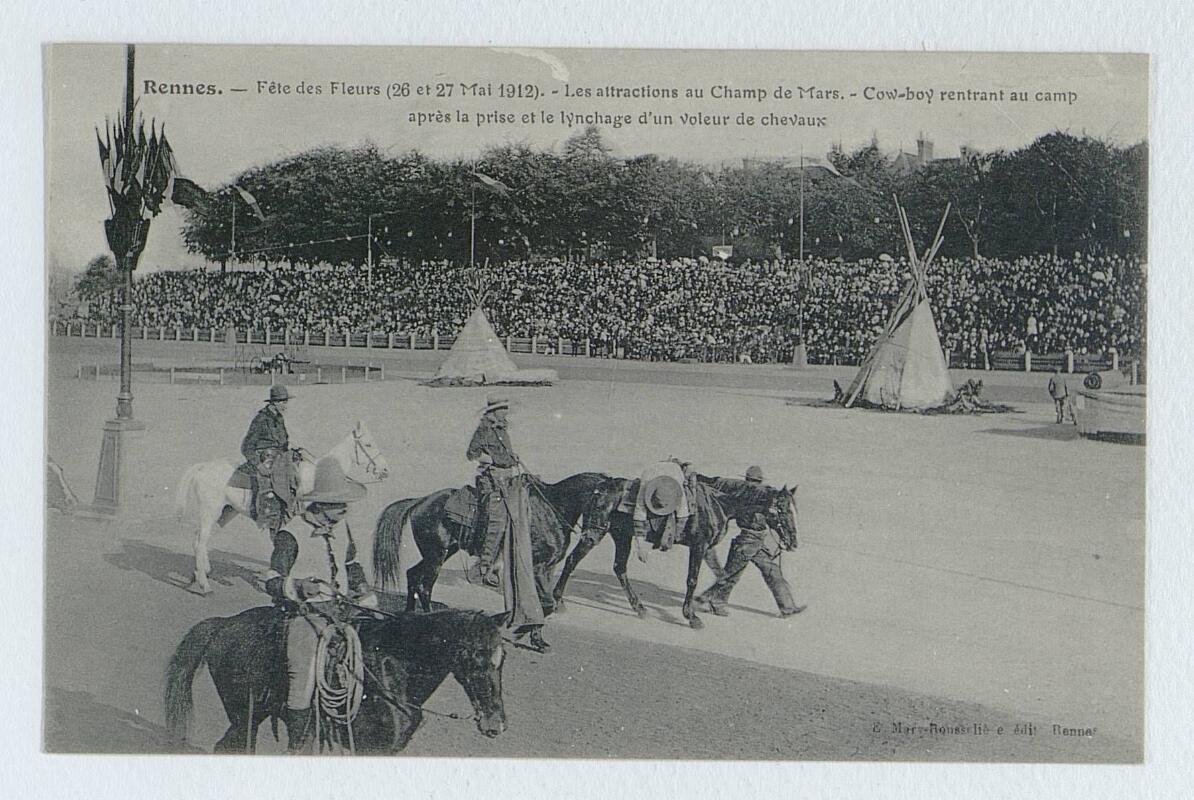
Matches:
[164,616,222,742]
[175,463,206,520]
[373,497,419,592]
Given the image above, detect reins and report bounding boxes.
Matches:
[306,595,482,724]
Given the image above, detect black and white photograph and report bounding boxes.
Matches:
[39,41,1151,766]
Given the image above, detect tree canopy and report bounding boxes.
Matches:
[177,130,1147,267]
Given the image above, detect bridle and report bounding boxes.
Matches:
[350,428,386,483]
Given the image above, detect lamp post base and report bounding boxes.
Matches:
[82,417,146,517]
[790,343,808,369]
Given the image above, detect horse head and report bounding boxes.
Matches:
[579,476,626,538]
[346,421,390,482]
[766,484,799,550]
[449,615,508,738]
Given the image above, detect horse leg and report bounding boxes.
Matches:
[213,721,246,753]
[404,561,425,612]
[391,707,424,752]
[682,542,708,630]
[188,509,218,596]
[418,555,450,613]
[534,563,556,617]
[551,528,606,612]
[612,525,647,618]
[704,547,726,582]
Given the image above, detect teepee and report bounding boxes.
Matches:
[843,200,954,411]
[425,270,556,387]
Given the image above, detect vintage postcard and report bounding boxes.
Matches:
[43,43,1147,762]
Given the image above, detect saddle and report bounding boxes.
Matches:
[230,462,255,490]
[444,485,480,530]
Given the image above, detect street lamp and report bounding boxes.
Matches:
[89,44,177,513]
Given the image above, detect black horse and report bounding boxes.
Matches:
[165,605,507,754]
[552,473,799,629]
[372,472,609,616]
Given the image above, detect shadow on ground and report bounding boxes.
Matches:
[45,687,201,753]
[981,424,1082,442]
[104,539,267,593]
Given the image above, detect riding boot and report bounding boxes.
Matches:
[284,706,314,754]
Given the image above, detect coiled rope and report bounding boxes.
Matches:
[313,622,364,754]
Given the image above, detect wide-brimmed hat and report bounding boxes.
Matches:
[482,393,510,414]
[744,465,765,483]
[302,459,366,503]
[642,475,682,516]
[267,384,291,403]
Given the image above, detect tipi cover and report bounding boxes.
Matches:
[844,293,954,410]
[842,200,955,411]
[425,307,557,387]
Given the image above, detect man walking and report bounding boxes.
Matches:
[697,466,804,618]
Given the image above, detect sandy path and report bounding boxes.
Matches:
[44,338,1144,759]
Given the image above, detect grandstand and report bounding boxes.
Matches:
[68,252,1145,369]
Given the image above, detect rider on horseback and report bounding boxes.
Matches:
[260,459,376,753]
[467,394,520,588]
[240,384,302,534]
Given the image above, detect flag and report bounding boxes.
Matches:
[472,171,511,195]
[235,185,266,221]
[169,176,209,210]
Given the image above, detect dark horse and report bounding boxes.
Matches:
[372,472,609,615]
[165,605,507,754]
[552,473,799,629]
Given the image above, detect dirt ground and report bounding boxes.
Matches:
[43,338,1144,761]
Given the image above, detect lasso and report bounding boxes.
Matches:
[312,622,364,754]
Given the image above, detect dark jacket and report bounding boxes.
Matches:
[241,405,289,463]
[466,415,518,468]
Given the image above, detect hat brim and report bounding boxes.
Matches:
[302,478,367,504]
[642,476,681,516]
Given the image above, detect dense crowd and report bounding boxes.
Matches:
[79,253,1146,365]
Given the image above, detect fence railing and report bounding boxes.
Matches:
[48,319,1131,375]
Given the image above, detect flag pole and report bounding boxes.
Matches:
[231,200,237,269]
[470,164,477,268]
[115,43,136,421]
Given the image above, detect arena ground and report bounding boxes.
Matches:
[43,337,1144,761]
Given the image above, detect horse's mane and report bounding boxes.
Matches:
[693,473,773,507]
[363,608,500,657]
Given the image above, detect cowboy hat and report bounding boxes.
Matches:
[642,475,681,516]
[744,465,765,483]
[301,459,366,503]
[267,384,291,403]
[482,393,510,414]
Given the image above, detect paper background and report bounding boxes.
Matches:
[4,1,1190,797]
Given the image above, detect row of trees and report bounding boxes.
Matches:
[175,127,1147,269]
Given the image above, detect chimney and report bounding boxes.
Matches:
[917,135,933,166]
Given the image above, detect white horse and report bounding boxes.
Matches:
[175,421,390,595]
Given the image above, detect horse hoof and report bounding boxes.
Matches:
[552,600,566,614]
[634,606,648,619]
[184,580,213,597]
[688,616,704,630]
